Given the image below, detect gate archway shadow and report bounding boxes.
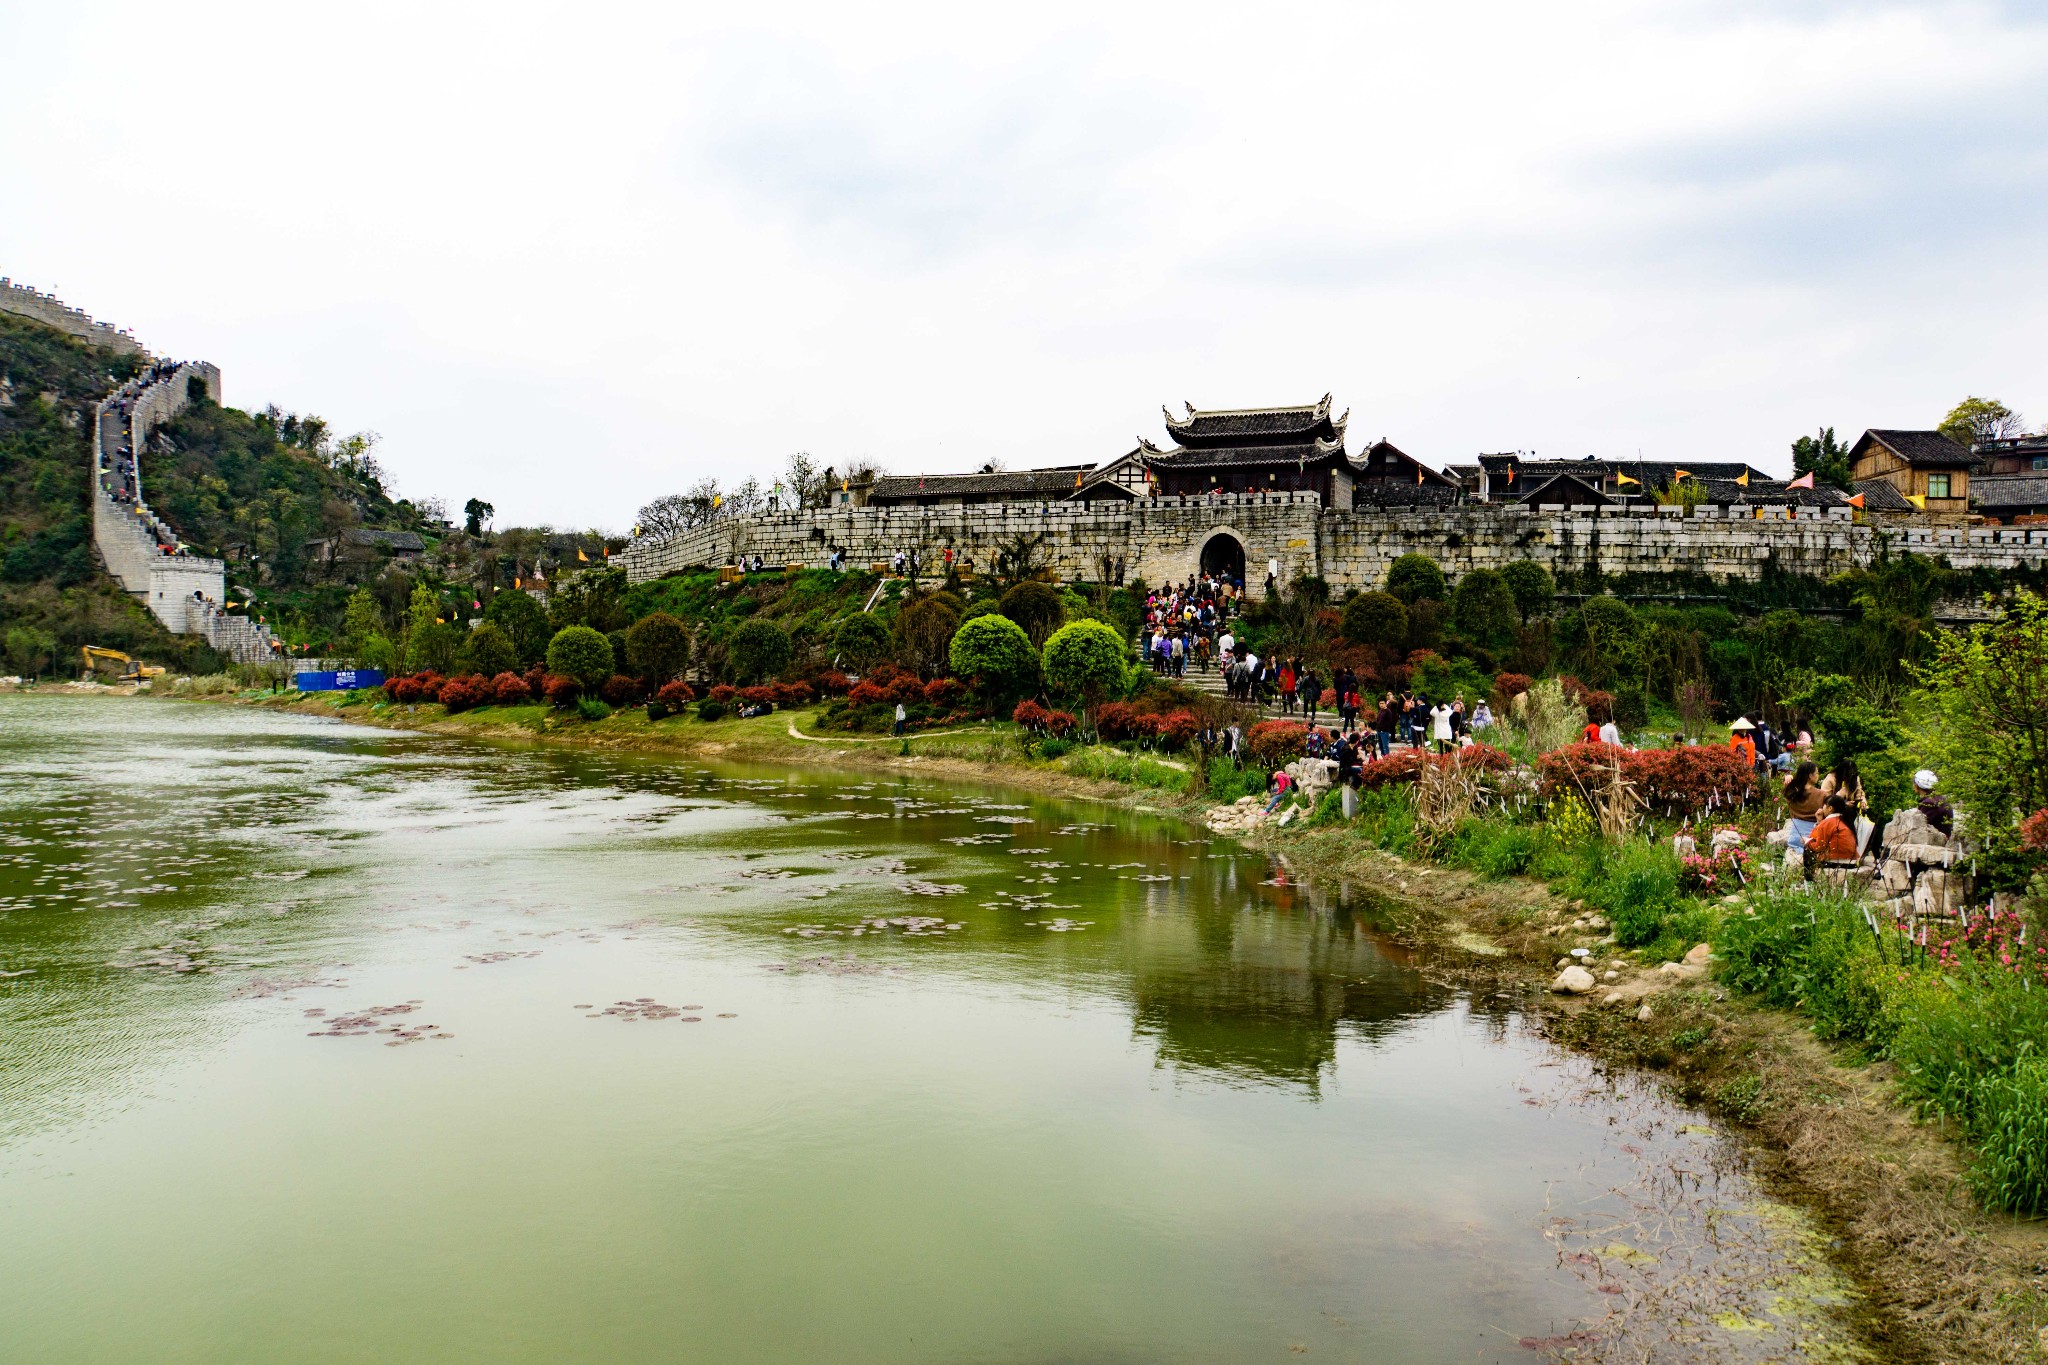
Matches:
[1199,531,1246,586]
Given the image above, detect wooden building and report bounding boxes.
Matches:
[1846,429,1972,513]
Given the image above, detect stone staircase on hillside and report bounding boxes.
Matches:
[1132,639,1273,715]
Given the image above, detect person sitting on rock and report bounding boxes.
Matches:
[1913,769,1952,837]
[1806,794,1860,868]
[1263,768,1295,814]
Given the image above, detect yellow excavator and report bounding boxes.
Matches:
[81,646,165,682]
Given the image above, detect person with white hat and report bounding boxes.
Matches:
[1728,716,1757,771]
[1913,769,1952,837]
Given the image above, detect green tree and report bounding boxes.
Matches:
[3,625,57,676]
[546,625,615,690]
[358,634,397,674]
[403,581,441,648]
[463,498,495,536]
[1385,553,1446,605]
[947,613,1038,704]
[1041,619,1129,718]
[726,618,792,684]
[832,614,891,671]
[485,588,552,666]
[1786,674,1911,815]
[1790,427,1853,490]
[1938,396,2030,448]
[1500,561,1555,623]
[342,586,384,649]
[457,621,518,677]
[1558,595,1640,689]
[1341,590,1408,648]
[1449,568,1517,652]
[998,580,1065,648]
[624,611,691,683]
[1913,590,2048,828]
[549,565,630,634]
[894,596,960,678]
[406,622,461,674]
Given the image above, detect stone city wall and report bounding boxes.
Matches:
[620,495,2048,589]
[0,278,149,355]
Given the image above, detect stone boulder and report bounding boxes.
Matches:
[1285,757,1338,805]
[1672,833,1697,859]
[1550,965,1598,995]
[1710,828,1745,855]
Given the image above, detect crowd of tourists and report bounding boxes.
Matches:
[97,358,190,553]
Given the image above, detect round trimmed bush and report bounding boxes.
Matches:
[625,611,691,683]
[727,618,792,685]
[1041,619,1129,707]
[546,625,614,691]
[947,613,1038,703]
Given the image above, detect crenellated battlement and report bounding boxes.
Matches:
[619,495,2048,590]
[0,278,149,356]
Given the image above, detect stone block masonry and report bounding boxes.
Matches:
[620,496,2048,589]
[0,278,149,356]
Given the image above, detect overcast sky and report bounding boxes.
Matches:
[3,1,2042,527]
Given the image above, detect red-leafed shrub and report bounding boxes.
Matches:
[542,674,582,708]
[816,671,852,696]
[386,675,424,704]
[1557,675,1588,703]
[848,681,889,707]
[522,664,547,695]
[1094,701,1142,741]
[866,661,908,686]
[772,681,814,706]
[886,674,926,705]
[1383,664,1412,692]
[1446,743,1513,774]
[1580,690,1615,724]
[1536,741,1627,797]
[1247,720,1308,766]
[922,678,965,707]
[1044,709,1077,737]
[1627,745,1757,815]
[656,680,696,707]
[1357,748,1430,788]
[1319,688,1339,708]
[601,674,645,706]
[737,685,777,708]
[1491,672,1532,708]
[1155,710,1200,751]
[1012,699,1051,733]
[707,684,736,704]
[1538,742,1755,816]
[415,671,446,703]
[2024,808,2048,852]
[438,674,488,712]
[492,672,533,705]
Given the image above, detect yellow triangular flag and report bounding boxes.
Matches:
[1616,472,1639,487]
[1907,493,1926,509]
[514,577,521,588]
[1736,470,1750,486]
[713,495,723,508]
[1416,465,1424,485]
[578,548,588,562]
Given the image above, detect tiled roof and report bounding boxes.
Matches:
[1849,480,1915,512]
[1349,439,1460,487]
[1162,395,1345,447]
[1694,479,1845,507]
[344,527,426,551]
[1352,482,1462,509]
[1517,472,1611,505]
[1852,429,1973,469]
[869,464,1094,501]
[1478,456,1768,487]
[1970,474,2048,509]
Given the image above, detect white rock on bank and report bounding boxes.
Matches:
[1550,965,1598,995]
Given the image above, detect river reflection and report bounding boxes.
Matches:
[0,695,1870,1364]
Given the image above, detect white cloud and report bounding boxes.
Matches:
[0,0,2042,525]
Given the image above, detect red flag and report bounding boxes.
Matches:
[1787,471,1815,490]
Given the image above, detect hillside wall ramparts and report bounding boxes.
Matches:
[620,497,2048,589]
[0,278,149,356]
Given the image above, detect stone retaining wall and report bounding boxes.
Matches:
[619,495,2048,588]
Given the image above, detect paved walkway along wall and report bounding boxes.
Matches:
[620,495,2048,589]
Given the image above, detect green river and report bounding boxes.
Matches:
[0,695,1870,1362]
